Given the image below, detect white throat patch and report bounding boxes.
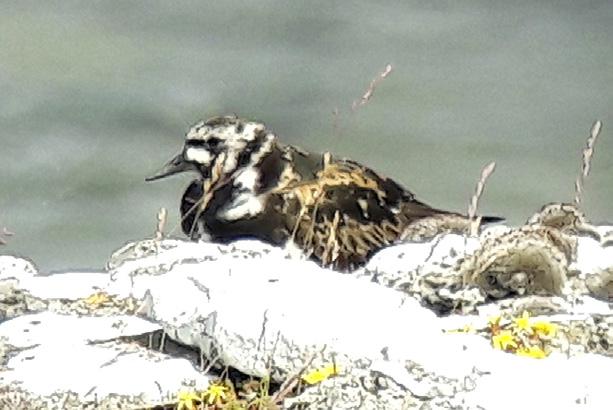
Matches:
[218,166,263,221]
[218,193,264,221]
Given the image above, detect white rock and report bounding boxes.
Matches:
[19,272,109,300]
[3,233,612,409]
[364,240,434,273]
[3,343,212,402]
[365,234,480,274]
[0,312,211,404]
[139,256,441,377]
[575,237,613,274]
[0,256,108,303]
[462,352,610,409]
[0,255,37,281]
[0,311,159,347]
[107,238,613,409]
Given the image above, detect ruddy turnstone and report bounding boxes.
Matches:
[147,116,502,271]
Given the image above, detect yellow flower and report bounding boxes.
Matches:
[492,330,518,351]
[84,292,110,307]
[177,390,201,410]
[203,382,229,405]
[301,364,341,385]
[532,321,558,338]
[513,311,532,333]
[516,345,548,359]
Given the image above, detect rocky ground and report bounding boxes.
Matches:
[0,203,612,409]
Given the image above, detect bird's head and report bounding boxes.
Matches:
[146,116,276,184]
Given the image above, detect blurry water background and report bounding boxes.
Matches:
[1,1,611,272]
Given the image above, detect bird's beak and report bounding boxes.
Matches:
[145,153,193,182]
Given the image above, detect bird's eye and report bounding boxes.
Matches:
[187,137,222,149]
[186,139,208,148]
[206,137,221,148]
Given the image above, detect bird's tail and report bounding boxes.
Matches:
[479,215,505,225]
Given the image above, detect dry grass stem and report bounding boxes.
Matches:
[265,331,282,373]
[180,195,206,238]
[169,152,229,237]
[203,352,223,375]
[322,151,332,167]
[574,120,603,206]
[351,63,393,111]
[271,348,322,405]
[201,152,228,211]
[332,107,341,137]
[154,208,167,241]
[0,227,13,245]
[304,202,322,255]
[159,330,166,352]
[322,210,341,266]
[288,154,333,259]
[467,162,496,236]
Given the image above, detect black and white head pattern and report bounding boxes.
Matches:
[183,116,277,221]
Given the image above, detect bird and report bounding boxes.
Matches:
[146,115,503,272]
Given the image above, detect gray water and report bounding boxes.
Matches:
[1,1,611,272]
